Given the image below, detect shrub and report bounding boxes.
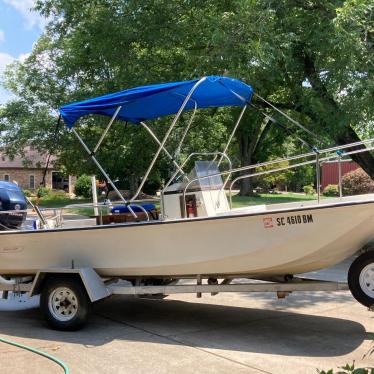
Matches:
[342,169,374,195]
[37,186,51,198]
[43,190,69,201]
[323,184,339,197]
[23,189,33,197]
[303,184,316,195]
[74,174,92,198]
[318,363,373,373]
[318,307,374,373]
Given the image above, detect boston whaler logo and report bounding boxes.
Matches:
[263,214,314,228]
[0,246,23,253]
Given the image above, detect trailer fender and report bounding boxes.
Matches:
[29,267,111,302]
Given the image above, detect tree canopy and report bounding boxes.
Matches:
[0,0,373,194]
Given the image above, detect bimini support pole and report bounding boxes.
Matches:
[254,93,327,148]
[91,175,99,217]
[337,151,343,199]
[131,76,207,202]
[174,100,197,160]
[313,148,321,204]
[218,104,247,167]
[93,106,122,153]
[140,122,188,179]
[71,128,137,218]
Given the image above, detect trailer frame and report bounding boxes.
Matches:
[0,267,349,299]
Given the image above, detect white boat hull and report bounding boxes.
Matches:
[1,195,374,277]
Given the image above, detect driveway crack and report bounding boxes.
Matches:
[95,312,273,374]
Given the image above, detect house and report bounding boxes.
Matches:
[0,146,76,193]
[321,160,360,190]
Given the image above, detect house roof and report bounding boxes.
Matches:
[0,147,56,170]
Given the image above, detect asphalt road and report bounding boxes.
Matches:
[0,257,373,374]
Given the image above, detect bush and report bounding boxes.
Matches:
[43,190,69,201]
[37,186,51,198]
[318,363,373,373]
[303,184,316,195]
[342,169,374,195]
[74,174,92,198]
[323,184,339,197]
[23,189,33,197]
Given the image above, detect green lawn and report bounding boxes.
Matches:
[230,192,317,208]
[32,192,317,216]
[31,197,94,216]
[33,197,91,208]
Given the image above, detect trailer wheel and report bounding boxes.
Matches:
[40,277,91,331]
[348,251,374,308]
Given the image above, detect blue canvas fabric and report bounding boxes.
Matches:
[59,76,254,128]
[111,204,156,213]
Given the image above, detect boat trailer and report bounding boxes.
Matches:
[0,267,350,330]
[0,268,349,299]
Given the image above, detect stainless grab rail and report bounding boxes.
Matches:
[181,139,374,206]
[173,138,374,213]
[161,152,232,218]
[228,145,374,207]
[163,151,232,191]
[180,153,233,218]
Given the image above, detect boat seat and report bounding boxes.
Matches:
[111,204,158,220]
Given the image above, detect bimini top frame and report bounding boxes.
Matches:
[59,75,374,221]
[60,76,254,127]
[59,76,254,217]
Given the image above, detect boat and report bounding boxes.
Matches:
[1,75,373,278]
[0,192,373,277]
[1,76,374,330]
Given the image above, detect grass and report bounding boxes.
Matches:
[31,192,317,217]
[31,197,95,216]
[230,192,317,208]
[33,197,91,208]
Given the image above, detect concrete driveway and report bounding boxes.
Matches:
[0,258,373,374]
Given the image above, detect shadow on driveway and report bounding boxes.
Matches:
[0,296,367,359]
[239,289,354,309]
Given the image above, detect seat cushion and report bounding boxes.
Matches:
[111,204,156,214]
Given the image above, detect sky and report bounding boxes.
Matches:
[0,0,46,103]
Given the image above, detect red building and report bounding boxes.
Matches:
[321,160,360,190]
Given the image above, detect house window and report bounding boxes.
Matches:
[29,175,35,189]
[4,174,9,181]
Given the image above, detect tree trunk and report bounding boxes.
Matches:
[336,126,374,180]
[237,117,273,195]
[301,51,374,180]
[128,174,138,196]
[239,176,254,196]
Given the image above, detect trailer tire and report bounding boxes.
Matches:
[40,277,91,331]
[348,251,374,308]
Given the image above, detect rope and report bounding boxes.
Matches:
[0,336,69,373]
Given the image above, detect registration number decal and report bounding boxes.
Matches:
[263,214,314,228]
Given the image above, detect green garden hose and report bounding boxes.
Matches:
[0,337,69,374]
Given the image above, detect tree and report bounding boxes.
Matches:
[243,0,374,177]
[0,0,373,197]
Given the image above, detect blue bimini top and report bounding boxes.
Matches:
[59,76,254,128]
